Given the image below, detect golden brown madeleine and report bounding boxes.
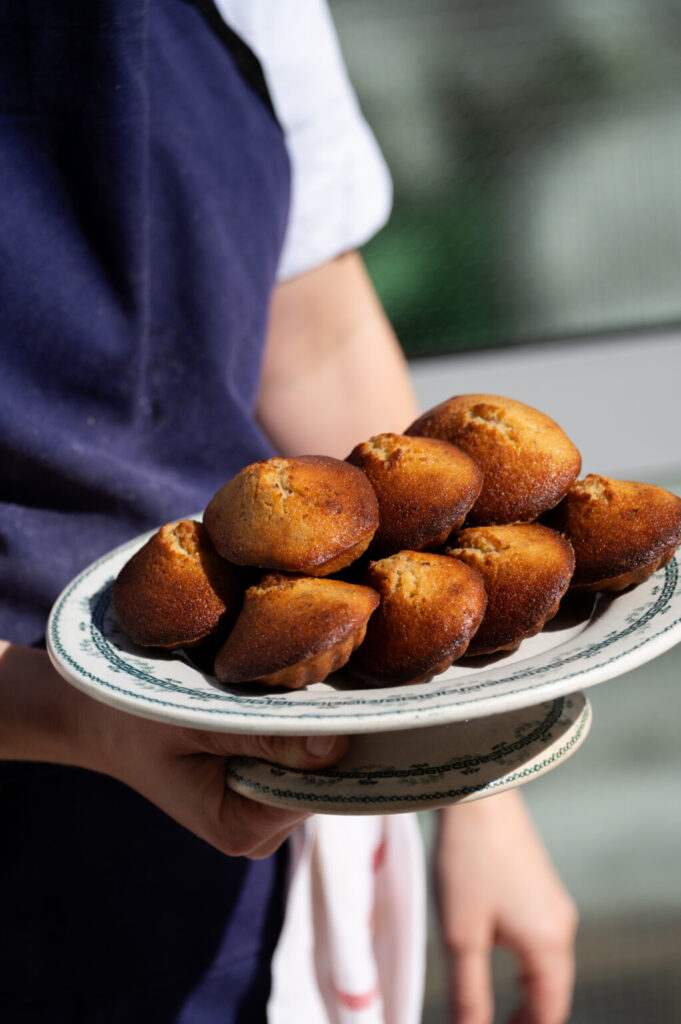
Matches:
[204,455,379,576]
[112,520,245,649]
[447,523,575,656]
[348,551,486,686]
[346,432,483,556]
[406,393,581,525]
[544,475,681,591]
[214,574,380,688]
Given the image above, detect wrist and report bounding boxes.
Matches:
[437,789,528,844]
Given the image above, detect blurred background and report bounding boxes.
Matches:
[328,1,681,1020]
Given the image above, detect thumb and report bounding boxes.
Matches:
[196,730,349,770]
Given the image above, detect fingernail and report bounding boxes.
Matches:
[305,735,337,758]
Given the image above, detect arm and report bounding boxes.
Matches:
[0,640,345,857]
[259,250,577,1023]
[257,250,419,456]
[436,792,577,1024]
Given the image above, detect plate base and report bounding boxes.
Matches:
[226,692,591,814]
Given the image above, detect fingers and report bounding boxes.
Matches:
[214,785,310,858]
[141,745,308,859]
[446,940,574,1024]
[215,733,348,857]
[447,940,574,1024]
[506,874,578,1024]
[171,730,349,859]
[448,946,494,1024]
[507,944,576,1024]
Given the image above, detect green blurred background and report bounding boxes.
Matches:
[328,3,681,1021]
[330,0,681,357]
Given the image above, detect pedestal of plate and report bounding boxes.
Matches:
[226,691,591,814]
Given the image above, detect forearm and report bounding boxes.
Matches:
[257,251,420,458]
[0,640,83,764]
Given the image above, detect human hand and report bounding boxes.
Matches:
[83,705,347,859]
[434,789,578,1024]
[0,642,347,858]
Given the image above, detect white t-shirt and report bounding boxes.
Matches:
[213,0,393,280]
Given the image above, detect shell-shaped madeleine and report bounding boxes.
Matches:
[544,475,681,591]
[214,574,379,688]
[447,523,575,655]
[347,432,482,556]
[348,551,486,686]
[113,520,244,649]
[204,455,378,576]
[406,394,581,525]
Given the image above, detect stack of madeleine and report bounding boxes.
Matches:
[113,395,681,688]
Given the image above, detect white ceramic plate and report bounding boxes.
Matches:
[47,528,681,735]
[226,692,591,814]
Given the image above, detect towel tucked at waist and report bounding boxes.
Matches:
[268,813,426,1024]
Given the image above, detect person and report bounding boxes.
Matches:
[0,1,577,1021]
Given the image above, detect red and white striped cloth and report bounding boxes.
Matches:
[268,814,426,1024]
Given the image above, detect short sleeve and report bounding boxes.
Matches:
[212,0,393,280]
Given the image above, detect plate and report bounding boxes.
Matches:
[226,692,591,814]
[47,528,681,735]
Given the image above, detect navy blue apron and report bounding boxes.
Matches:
[0,1,291,1019]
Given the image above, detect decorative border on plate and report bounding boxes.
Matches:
[226,698,592,807]
[48,555,681,720]
[266,697,568,782]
